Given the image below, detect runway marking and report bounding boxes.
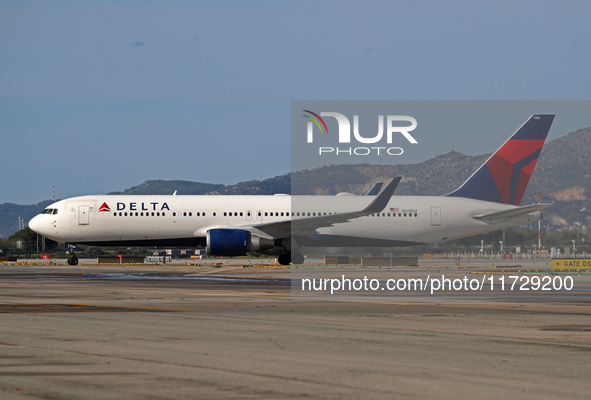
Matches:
[0,304,199,313]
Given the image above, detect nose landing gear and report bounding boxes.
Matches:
[66,244,78,265]
[67,253,78,265]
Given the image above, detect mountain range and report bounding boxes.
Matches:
[1,127,589,239]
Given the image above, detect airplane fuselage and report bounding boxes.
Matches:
[28,114,554,265]
[29,194,540,248]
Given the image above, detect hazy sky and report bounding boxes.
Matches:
[2,1,591,204]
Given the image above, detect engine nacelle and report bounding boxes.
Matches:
[206,229,274,256]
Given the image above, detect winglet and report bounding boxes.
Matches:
[362,177,401,214]
[365,182,384,196]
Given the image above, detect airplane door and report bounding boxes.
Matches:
[246,210,252,221]
[256,210,263,222]
[79,206,90,225]
[430,206,441,226]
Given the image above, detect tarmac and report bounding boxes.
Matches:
[1,259,591,399]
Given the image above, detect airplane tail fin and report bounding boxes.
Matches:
[446,114,554,205]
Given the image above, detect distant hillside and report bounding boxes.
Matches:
[2,128,590,238]
[291,152,488,196]
[109,180,226,195]
[110,174,291,196]
[0,201,53,239]
[526,127,591,230]
[527,127,591,198]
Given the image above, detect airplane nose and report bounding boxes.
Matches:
[28,215,40,233]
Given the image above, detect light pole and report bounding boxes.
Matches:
[572,240,576,257]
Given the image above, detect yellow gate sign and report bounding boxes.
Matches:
[552,258,591,269]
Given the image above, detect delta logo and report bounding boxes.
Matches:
[99,202,111,212]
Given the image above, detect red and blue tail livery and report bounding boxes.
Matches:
[447,115,554,205]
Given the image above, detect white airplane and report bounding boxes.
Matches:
[29,115,554,265]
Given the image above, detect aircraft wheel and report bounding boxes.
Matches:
[68,255,78,266]
[291,253,305,264]
[277,254,291,265]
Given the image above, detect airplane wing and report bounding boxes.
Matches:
[250,177,401,238]
[194,177,401,239]
[472,203,552,221]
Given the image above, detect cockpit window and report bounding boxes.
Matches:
[41,208,58,215]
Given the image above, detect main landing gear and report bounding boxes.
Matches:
[277,253,290,265]
[277,252,305,266]
[276,239,304,265]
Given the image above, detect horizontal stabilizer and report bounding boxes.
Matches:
[472,203,552,221]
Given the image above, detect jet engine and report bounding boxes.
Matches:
[206,229,274,256]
